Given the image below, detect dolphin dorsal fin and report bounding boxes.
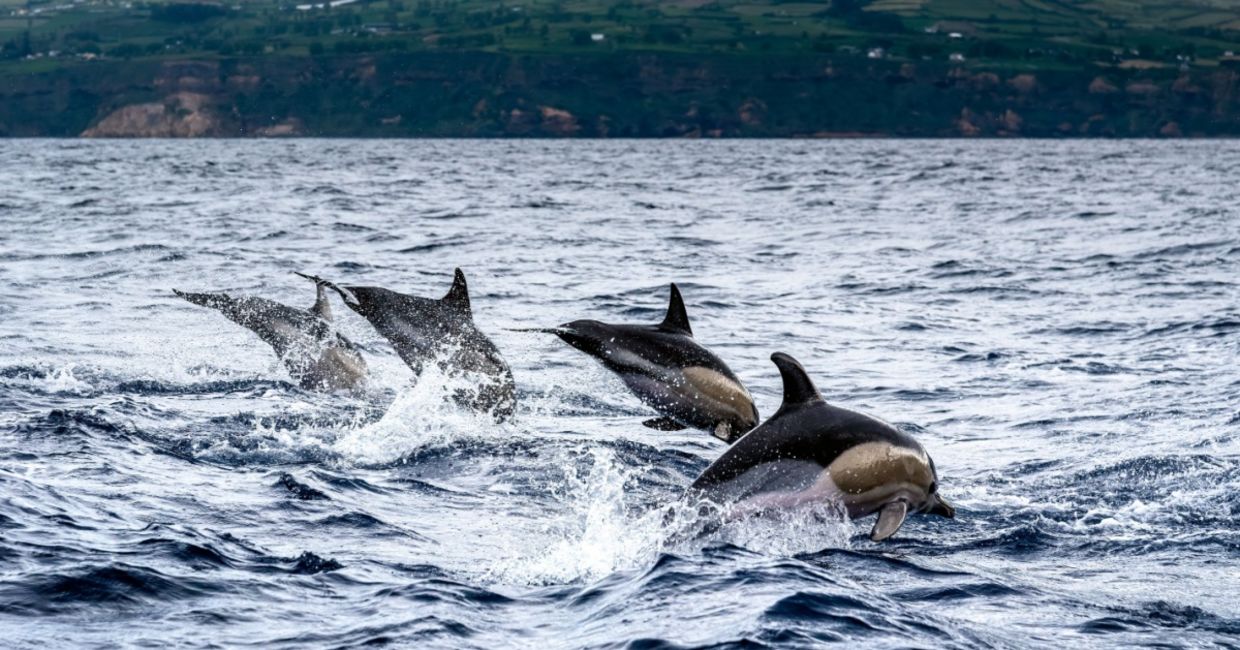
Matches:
[293,271,359,310]
[311,284,332,322]
[659,283,693,336]
[771,352,823,408]
[294,272,335,319]
[442,268,472,316]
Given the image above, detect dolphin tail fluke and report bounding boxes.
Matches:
[173,288,232,310]
[770,352,823,409]
[660,283,693,336]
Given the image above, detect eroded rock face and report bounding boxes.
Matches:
[1002,108,1023,133]
[255,117,305,137]
[82,92,225,137]
[1089,76,1119,94]
[738,98,766,126]
[1008,74,1038,94]
[955,108,980,136]
[5,51,1229,138]
[538,106,579,135]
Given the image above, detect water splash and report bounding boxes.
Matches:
[333,362,515,467]
[482,447,857,586]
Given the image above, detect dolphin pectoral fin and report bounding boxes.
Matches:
[870,501,909,542]
[642,417,688,431]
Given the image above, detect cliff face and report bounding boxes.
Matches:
[82,91,226,137]
[1,53,1238,137]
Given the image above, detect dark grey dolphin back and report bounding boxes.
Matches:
[691,352,916,493]
[435,270,516,418]
[339,269,516,420]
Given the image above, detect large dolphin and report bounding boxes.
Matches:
[690,352,955,542]
[299,269,516,421]
[172,275,368,391]
[525,284,758,442]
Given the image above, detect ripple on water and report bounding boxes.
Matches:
[0,140,1237,647]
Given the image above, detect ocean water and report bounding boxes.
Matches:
[0,139,1237,648]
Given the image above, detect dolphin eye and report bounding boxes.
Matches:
[929,481,937,494]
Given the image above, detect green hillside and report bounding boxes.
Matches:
[2,0,1239,136]
[4,0,1238,72]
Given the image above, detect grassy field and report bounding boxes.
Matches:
[2,0,1238,76]
[3,1,1239,137]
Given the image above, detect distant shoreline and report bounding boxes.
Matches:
[4,53,1238,138]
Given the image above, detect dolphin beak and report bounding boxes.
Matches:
[928,493,956,519]
[548,323,592,350]
[293,272,361,309]
[505,327,568,335]
[505,325,584,348]
[509,321,601,355]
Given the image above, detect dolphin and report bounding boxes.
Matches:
[172,275,368,391]
[689,352,955,542]
[522,284,758,442]
[298,269,516,421]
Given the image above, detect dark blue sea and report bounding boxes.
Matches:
[1,140,1238,648]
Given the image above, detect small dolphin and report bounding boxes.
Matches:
[523,284,757,441]
[172,276,368,391]
[299,269,516,420]
[690,352,955,542]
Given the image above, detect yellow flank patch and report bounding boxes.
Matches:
[827,442,931,496]
[683,366,752,410]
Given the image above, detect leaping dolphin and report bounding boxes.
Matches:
[172,275,368,391]
[522,284,758,442]
[297,269,516,421]
[690,352,955,542]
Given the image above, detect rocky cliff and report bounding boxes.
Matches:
[2,53,1238,137]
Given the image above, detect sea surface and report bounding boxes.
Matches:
[1,140,1238,648]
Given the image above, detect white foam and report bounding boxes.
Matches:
[333,362,511,466]
[480,447,856,586]
[41,363,93,394]
[714,501,856,556]
[2,362,95,395]
[483,446,668,585]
